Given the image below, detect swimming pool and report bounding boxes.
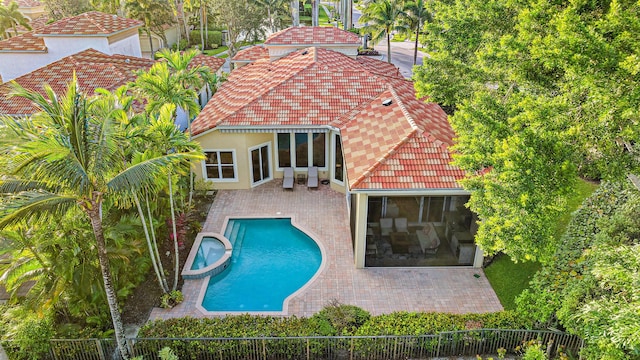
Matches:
[200,218,322,312]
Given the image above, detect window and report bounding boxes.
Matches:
[312,133,325,167]
[334,134,344,182]
[277,133,291,168]
[276,132,327,169]
[203,150,237,181]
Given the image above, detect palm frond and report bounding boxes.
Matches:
[0,177,62,194]
[0,191,77,230]
[107,151,204,193]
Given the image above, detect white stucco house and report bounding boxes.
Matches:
[0,11,143,82]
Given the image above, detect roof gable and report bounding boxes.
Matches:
[265,26,360,45]
[232,45,269,62]
[0,31,45,51]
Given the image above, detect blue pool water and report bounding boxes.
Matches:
[191,237,226,270]
[201,218,322,312]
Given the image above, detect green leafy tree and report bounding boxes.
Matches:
[42,0,91,20]
[0,78,200,359]
[0,1,31,38]
[359,0,406,63]
[413,0,640,261]
[209,0,267,59]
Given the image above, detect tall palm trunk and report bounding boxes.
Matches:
[146,27,154,57]
[146,192,167,285]
[291,0,299,26]
[84,196,130,360]
[386,31,392,63]
[134,192,168,293]
[413,27,419,65]
[200,6,204,50]
[168,172,180,291]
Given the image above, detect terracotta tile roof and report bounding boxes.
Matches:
[190,54,225,73]
[2,0,41,7]
[232,45,269,62]
[0,49,154,115]
[0,30,45,51]
[35,11,142,36]
[192,47,386,134]
[265,26,360,45]
[192,46,463,190]
[356,56,402,79]
[15,14,49,33]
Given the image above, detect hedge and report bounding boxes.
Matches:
[189,30,222,48]
[139,308,533,338]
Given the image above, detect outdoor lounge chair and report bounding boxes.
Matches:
[380,218,393,236]
[395,218,409,233]
[283,167,294,190]
[307,166,318,189]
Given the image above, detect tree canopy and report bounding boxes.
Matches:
[414,0,640,262]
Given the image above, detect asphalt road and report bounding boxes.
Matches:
[351,5,426,79]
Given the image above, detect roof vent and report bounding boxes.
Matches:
[301,50,308,55]
[382,99,393,106]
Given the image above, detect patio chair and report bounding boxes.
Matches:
[283,167,294,190]
[394,218,409,233]
[380,218,393,236]
[307,166,318,189]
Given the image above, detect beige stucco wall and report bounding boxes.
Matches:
[195,130,273,190]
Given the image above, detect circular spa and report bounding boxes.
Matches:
[182,233,232,280]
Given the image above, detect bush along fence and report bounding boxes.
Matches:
[2,329,583,360]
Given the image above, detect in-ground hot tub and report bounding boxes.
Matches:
[182,232,232,279]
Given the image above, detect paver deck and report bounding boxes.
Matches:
[149,181,502,320]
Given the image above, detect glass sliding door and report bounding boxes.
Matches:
[333,134,344,183]
[249,143,271,186]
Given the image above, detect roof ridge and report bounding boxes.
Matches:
[350,128,418,189]
[388,84,418,131]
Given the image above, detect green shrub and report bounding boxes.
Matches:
[310,301,370,335]
[1,307,54,360]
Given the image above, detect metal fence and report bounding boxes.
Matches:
[3,329,583,360]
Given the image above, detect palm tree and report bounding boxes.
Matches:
[0,1,31,38]
[149,49,217,205]
[255,0,284,32]
[402,0,432,65]
[359,0,405,63]
[0,77,201,359]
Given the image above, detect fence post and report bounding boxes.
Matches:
[436,333,442,358]
[306,338,310,360]
[262,338,266,360]
[95,339,106,360]
[350,337,354,360]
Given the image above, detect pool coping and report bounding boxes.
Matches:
[182,232,233,279]
[194,215,328,316]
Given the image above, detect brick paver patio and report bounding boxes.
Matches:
[149,181,502,320]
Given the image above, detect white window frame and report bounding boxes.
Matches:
[201,149,238,182]
[248,142,273,187]
[274,132,329,171]
[331,132,345,186]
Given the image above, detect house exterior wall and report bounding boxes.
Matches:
[44,36,111,57]
[108,30,142,57]
[195,131,274,190]
[267,44,358,60]
[0,52,49,82]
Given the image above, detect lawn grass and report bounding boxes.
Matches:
[485,178,599,310]
[485,255,541,310]
[203,46,228,56]
[553,178,599,240]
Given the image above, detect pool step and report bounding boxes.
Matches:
[233,225,247,259]
[226,220,241,245]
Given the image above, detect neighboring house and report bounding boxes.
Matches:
[192,27,482,269]
[0,11,143,82]
[231,26,360,68]
[2,0,45,21]
[0,48,155,115]
[0,48,225,116]
[139,23,180,59]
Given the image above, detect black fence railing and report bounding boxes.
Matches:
[1,329,583,360]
